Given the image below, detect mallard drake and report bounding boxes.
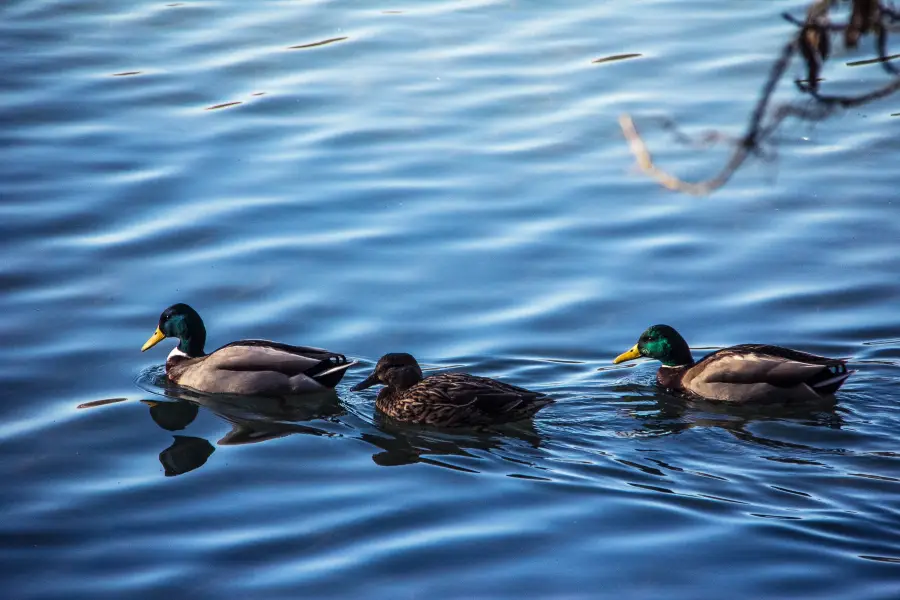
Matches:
[613,324,853,403]
[351,353,554,426]
[141,303,353,396]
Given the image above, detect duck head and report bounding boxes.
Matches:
[352,353,424,393]
[141,303,207,358]
[614,324,694,367]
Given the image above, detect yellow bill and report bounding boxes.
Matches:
[613,344,642,364]
[141,327,166,352]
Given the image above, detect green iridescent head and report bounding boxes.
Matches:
[141,303,207,357]
[614,324,694,367]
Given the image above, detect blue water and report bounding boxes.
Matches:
[2,1,900,598]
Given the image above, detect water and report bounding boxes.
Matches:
[2,0,900,597]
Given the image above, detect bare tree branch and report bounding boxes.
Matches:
[619,0,900,195]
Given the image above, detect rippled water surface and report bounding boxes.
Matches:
[3,1,900,598]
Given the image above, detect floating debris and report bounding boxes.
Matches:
[205,101,242,111]
[288,36,348,50]
[592,53,642,65]
[77,397,128,409]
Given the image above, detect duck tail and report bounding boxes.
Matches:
[312,360,356,389]
[811,368,855,395]
[524,394,555,416]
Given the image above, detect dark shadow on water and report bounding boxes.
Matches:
[94,364,856,479]
[143,399,198,431]
[132,365,548,476]
[359,411,545,472]
[139,391,345,446]
[125,366,849,478]
[613,384,845,451]
[137,365,345,430]
[125,365,350,475]
[159,435,214,477]
[183,391,346,445]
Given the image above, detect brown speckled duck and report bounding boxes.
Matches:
[352,353,554,426]
[613,324,853,403]
[141,303,353,396]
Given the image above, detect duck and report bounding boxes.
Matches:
[613,324,853,403]
[141,303,354,396]
[351,353,554,426]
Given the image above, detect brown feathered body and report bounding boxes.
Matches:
[353,353,553,427]
[375,372,553,427]
[657,344,852,403]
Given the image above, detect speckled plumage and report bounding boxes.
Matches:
[353,353,553,427]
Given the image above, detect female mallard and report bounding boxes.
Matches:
[141,303,353,396]
[613,324,853,403]
[351,353,553,426]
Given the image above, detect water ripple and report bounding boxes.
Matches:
[2,0,900,598]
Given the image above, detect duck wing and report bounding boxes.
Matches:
[418,373,553,422]
[173,340,353,393]
[685,344,851,400]
[210,340,350,378]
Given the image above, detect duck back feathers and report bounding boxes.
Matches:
[144,304,353,396]
[376,372,553,427]
[672,344,852,403]
[169,340,352,396]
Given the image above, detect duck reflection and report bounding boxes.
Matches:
[180,389,346,445]
[142,399,199,431]
[614,384,844,448]
[138,384,346,475]
[359,411,545,470]
[159,435,215,476]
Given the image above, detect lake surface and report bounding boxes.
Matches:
[2,0,899,598]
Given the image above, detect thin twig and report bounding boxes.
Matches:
[811,73,900,104]
[619,0,899,196]
[619,115,749,196]
[619,41,795,195]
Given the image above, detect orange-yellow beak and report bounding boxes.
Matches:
[141,327,166,352]
[613,344,641,364]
